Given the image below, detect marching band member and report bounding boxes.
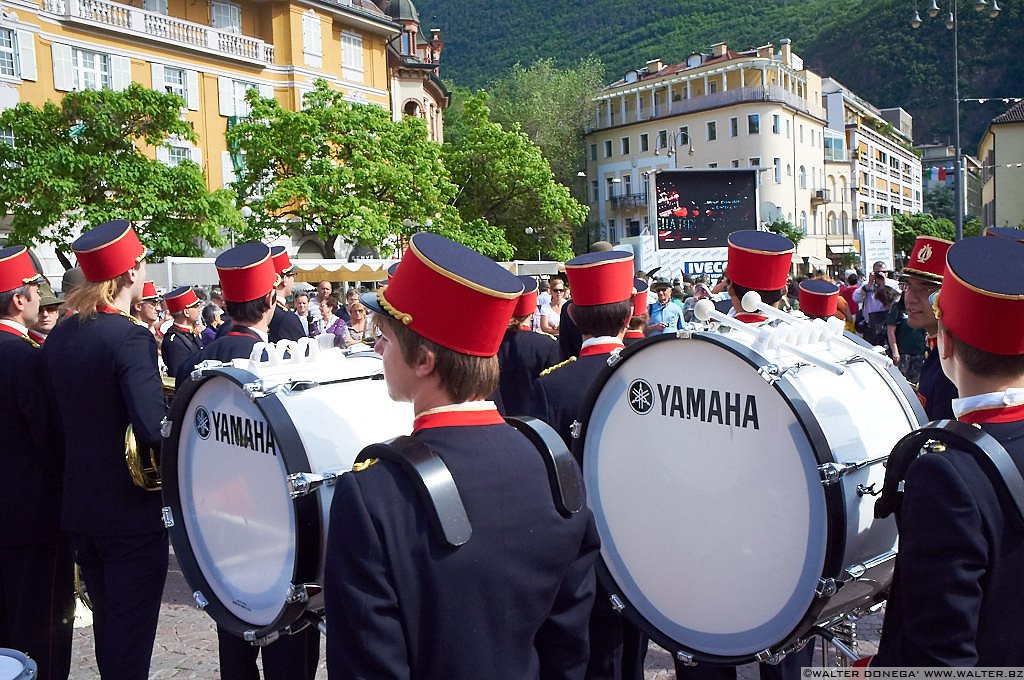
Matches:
[860,236,1024,666]
[797,278,840,321]
[160,286,203,378]
[624,278,649,346]
[896,236,957,419]
[175,242,321,679]
[0,246,74,680]
[324,232,599,678]
[496,275,560,416]
[529,249,647,680]
[42,219,168,680]
[267,245,305,343]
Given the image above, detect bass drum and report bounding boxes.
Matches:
[577,330,924,665]
[162,346,413,643]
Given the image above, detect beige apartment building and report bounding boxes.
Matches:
[978,101,1024,231]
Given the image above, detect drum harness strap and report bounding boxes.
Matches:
[353,417,586,548]
[875,419,1024,533]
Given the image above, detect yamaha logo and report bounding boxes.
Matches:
[195,406,211,439]
[628,379,655,415]
[917,244,933,263]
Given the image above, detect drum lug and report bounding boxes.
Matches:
[757,365,782,384]
[606,348,623,367]
[284,380,319,394]
[608,594,625,612]
[161,506,175,528]
[193,591,209,609]
[288,471,339,498]
[756,649,782,664]
[816,577,838,598]
[818,463,844,486]
[570,420,582,440]
[674,650,696,666]
[243,381,267,401]
[160,416,172,439]
[244,629,279,646]
[287,582,322,604]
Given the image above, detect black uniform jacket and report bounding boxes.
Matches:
[917,349,957,420]
[324,417,599,679]
[268,303,304,343]
[497,328,560,417]
[530,352,613,451]
[161,324,202,379]
[873,419,1024,665]
[559,302,583,360]
[43,311,166,536]
[175,326,263,389]
[0,331,63,545]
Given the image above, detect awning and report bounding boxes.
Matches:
[293,260,399,283]
[827,244,857,254]
[806,255,831,269]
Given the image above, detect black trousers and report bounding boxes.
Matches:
[73,531,168,680]
[0,538,75,680]
[218,623,321,680]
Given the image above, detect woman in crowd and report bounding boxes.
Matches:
[319,294,347,347]
[341,300,371,347]
[539,279,566,336]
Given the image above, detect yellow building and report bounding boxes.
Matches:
[978,101,1024,230]
[0,0,448,271]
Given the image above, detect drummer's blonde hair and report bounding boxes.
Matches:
[66,269,135,320]
[373,312,499,403]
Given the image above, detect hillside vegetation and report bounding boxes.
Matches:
[418,0,1023,152]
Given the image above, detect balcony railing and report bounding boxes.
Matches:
[611,193,648,208]
[43,0,274,65]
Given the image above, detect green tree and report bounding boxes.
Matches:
[923,187,955,221]
[487,57,605,190]
[227,80,509,258]
[892,213,955,253]
[0,84,237,258]
[443,92,588,262]
[764,218,804,247]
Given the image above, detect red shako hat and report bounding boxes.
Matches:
[898,235,952,283]
[984,226,1024,243]
[0,245,42,292]
[216,243,279,303]
[361,232,524,357]
[73,219,150,282]
[141,281,159,301]
[564,250,634,306]
[726,230,794,291]
[270,246,295,276]
[632,278,649,317]
[164,286,201,314]
[512,275,538,317]
[799,278,839,318]
[936,236,1024,355]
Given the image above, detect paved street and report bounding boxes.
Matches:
[68,548,882,679]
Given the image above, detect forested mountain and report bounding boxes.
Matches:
[418,0,1023,154]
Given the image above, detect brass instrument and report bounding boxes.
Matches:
[125,375,175,492]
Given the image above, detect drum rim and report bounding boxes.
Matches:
[573,331,848,664]
[162,364,323,641]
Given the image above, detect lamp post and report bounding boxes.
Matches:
[655,130,694,170]
[913,0,1000,241]
[237,206,251,249]
[524,227,541,260]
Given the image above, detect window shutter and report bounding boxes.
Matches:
[218,76,233,116]
[258,83,273,101]
[110,55,131,91]
[51,43,73,91]
[156,144,170,165]
[221,150,235,187]
[151,62,163,93]
[16,31,36,81]
[186,70,200,110]
[190,146,202,166]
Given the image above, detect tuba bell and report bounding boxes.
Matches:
[125,375,175,491]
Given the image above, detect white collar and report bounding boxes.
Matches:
[415,400,496,420]
[952,388,1024,418]
[0,319,28,335]
[582,336,623,348]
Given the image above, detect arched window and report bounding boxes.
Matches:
[799,166,807,189]
[799,211,808,233]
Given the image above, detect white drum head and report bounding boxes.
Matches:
[582,335,827,658]
[177,375,295,627]
[0,649,33,680]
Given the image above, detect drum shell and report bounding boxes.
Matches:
[162,352,413,641]
[577,331,923,665]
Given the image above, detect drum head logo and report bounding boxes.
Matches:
[195,406,211,440]
[627,379,655,415]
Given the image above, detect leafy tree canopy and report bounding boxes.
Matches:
[923,187,955,222]
[227,80,510,259]
[443,92,588,262]
[892,212,955,253]
[764,217,804,247]
[0,84,236,258]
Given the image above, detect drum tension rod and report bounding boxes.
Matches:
[818,456,888,486]
[287,471,339,498]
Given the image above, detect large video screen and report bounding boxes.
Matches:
[656,170,758,249]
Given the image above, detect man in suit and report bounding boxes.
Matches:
[858,236,1024,666]
[896,236,958,419]
[267,245,305,343]
[496,275,560,416]
[325,232,599,678]
[174,242,321,678]
[42,220,168,680]
[292,292,319,338]
[161,286,203,378]
[0,246,74,680]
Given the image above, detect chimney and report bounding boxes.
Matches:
[780,38,792,65]
[430,28,443,61]
[645,58,663,73]
[710,42,728,58]
[756,43,773,59]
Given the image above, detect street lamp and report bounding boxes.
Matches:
[913,0,1000,240]
[236,206,252,249]
[402,217,433,230]
[654,130,694,170]
[524,227,541,260]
